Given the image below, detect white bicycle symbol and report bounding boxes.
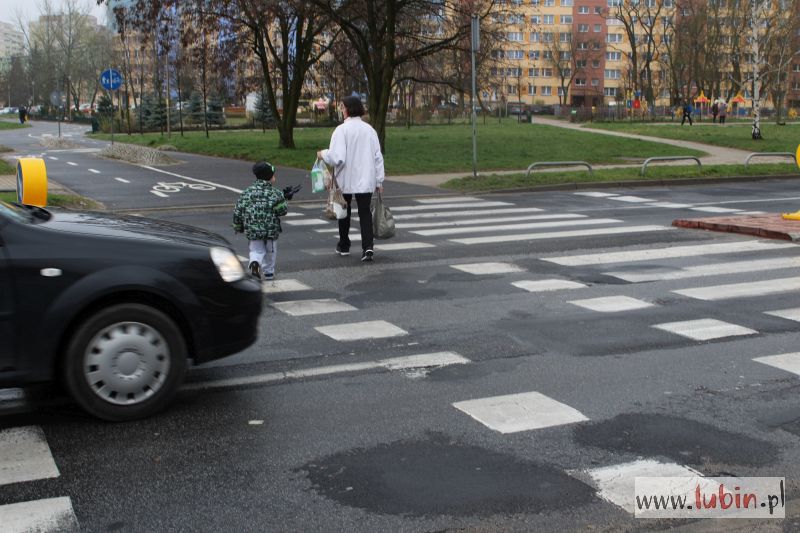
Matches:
[152,181,216,193]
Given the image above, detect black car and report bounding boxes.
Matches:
[0,201,263,421]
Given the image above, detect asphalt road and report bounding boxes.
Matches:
[2,119,800,532]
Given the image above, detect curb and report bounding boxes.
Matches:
[673,215,800,242]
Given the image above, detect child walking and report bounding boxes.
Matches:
[233,161,288,281]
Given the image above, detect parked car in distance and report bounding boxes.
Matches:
[507,102,531,118]
[531,105,556,115]
[0,200,263,421]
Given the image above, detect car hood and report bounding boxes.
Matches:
[41,210,231,248]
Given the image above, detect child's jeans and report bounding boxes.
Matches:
[249,239,277,275]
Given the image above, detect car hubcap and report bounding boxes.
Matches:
[83,321,171,406]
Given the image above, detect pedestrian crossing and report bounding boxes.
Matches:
[0,426,78,532]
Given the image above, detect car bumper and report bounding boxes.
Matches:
[192,278,263,364]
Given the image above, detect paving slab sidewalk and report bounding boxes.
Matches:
[674,213,800,242]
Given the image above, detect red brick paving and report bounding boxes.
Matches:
[673,214,800,241]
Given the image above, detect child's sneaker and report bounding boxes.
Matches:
[335,243,350,256]
[249,261,261,278]
[361,249,374,262]
[264,272,274,281]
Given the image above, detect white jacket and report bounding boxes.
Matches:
[320,117,385,194]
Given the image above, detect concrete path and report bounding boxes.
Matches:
[389,117,792,188]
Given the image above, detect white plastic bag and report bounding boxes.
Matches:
[310,158,328,193]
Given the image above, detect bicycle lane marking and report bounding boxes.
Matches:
[140,165,243,194]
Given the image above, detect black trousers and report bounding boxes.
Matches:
[681,112,693,125]
[338,192,374,252]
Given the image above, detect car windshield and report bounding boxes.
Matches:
[0,199,36,223]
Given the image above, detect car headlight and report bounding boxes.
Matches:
[209,247,245,282]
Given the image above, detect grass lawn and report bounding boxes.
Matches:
[0,158,14,175]
[441,163,798,192]
[0,119,26,131]
[93,120,705,175]
[583,121,800,154]
[0,191,101,209]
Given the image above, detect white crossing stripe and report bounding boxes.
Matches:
[184,351,470,390]
[543,240,795,266]
[412,218,621,237]
[114,177,130,183]
[0,497,78,533]
[609,195,653,203]
[606,257,800,282]
[673,277,800,301]
[261,279,312,293]
[88,168,101,174]
[391,201,512,212]
[586,460,702,514]
[271,298,357,316]
[765,308,800,322]
[394,207,544,220]
[451,262,524,275]
[453,391,589,434]
[652,319,757,341]
[284,212,302,217]
[689,206,743,213]
[66,162,78,166]
[450,225,672,245]
[397,213,585,229]
[0,426,60,486]
[646,202,693,208]
[284,219,329,226]
[512,279,586,292]
[414,196,482,204]
[315,320,408,341]
[47,156,58,161]
[375,242,436,251]
[574,191,618,197]
[569,296,655,313]
[753,353,800,376]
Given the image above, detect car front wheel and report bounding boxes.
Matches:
[64,303,188,421]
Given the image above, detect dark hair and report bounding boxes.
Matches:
[341,96,365,117]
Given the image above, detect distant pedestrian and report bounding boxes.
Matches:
[317,95,385,263]
[232,161,289,282]
[711,102,719,123]
[681,101,693,126]
[18,106,26,124]
[718,100,727,124]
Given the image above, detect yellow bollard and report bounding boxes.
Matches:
[781,145,800,220]
[16,158,48,207]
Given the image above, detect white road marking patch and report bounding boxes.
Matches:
[569,296,655,313]
[397,213,585,229]
[261,279,312,293]
[315,320,408,341]
[88,168,101,174]
[453,391,589,433]
[607,257,800,282]
[764,308,800,322]
[609,196,654,203]
[412,218,621,237]
[450,225,671,245]
[585,460,702,514]
[414,196,482,204]
[184,352,470,390]
[140,165,243,193]
[511,279,586,292]
[753,353,800,376]
[689,206,743,213]
[0,497,78,533]
[271,298,357,316]
[574,191,618,197]
[374,242,436,251]
[114,177,130,183]
[653,319,758,341]
[47,156,58,161]
[394,207,544,220]
[391,201,513,212]
[66,162,78,166]
[0,426,60,486]
[673,277,800,301]
[284,219,329,226]
[646,202,692,208]
[451,262,524,275]
[543,240,794,266]
[150,190,169,198]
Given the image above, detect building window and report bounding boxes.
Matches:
[577,41,589,50]
[592,60,601,68]
[604,87,618,96]
[508,50,524,59]
[507,86,518,94]
[561,0,574,5]
[561,15,573,23]
[543,32,554,42]
[529,50,540,60]
[595,6,603,13]
[560,32,572,42]
[543,15,555,24]
[544,0,555,5]
[604,69,621,79]
[507,32,524,41]
[575,78,586,86]
[606,51,621,61]
[578,24,589,32]
[560,51,572,60]
[542,68,554,77]
[578,6,589,13]
[576,59,587,68]
[542,86,552,95]
[594,24,602,32]
[543,51,553,60]
[531,15,541,24]
[558,87,567,96]
[528,84,537,94]
[592,78,600,86]
[793,64,800,72]
[529,68,540,77]
[530,32,541,42]
[607,34,623,43]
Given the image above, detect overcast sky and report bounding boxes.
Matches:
[0,0,107,27]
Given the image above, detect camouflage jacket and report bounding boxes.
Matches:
[232,180,288,240]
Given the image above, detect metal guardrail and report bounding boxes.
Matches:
[641,156,702,176]
[745,152,797,169]
[526,161,594,179]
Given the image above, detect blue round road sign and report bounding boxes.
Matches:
[100,68,123,91]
